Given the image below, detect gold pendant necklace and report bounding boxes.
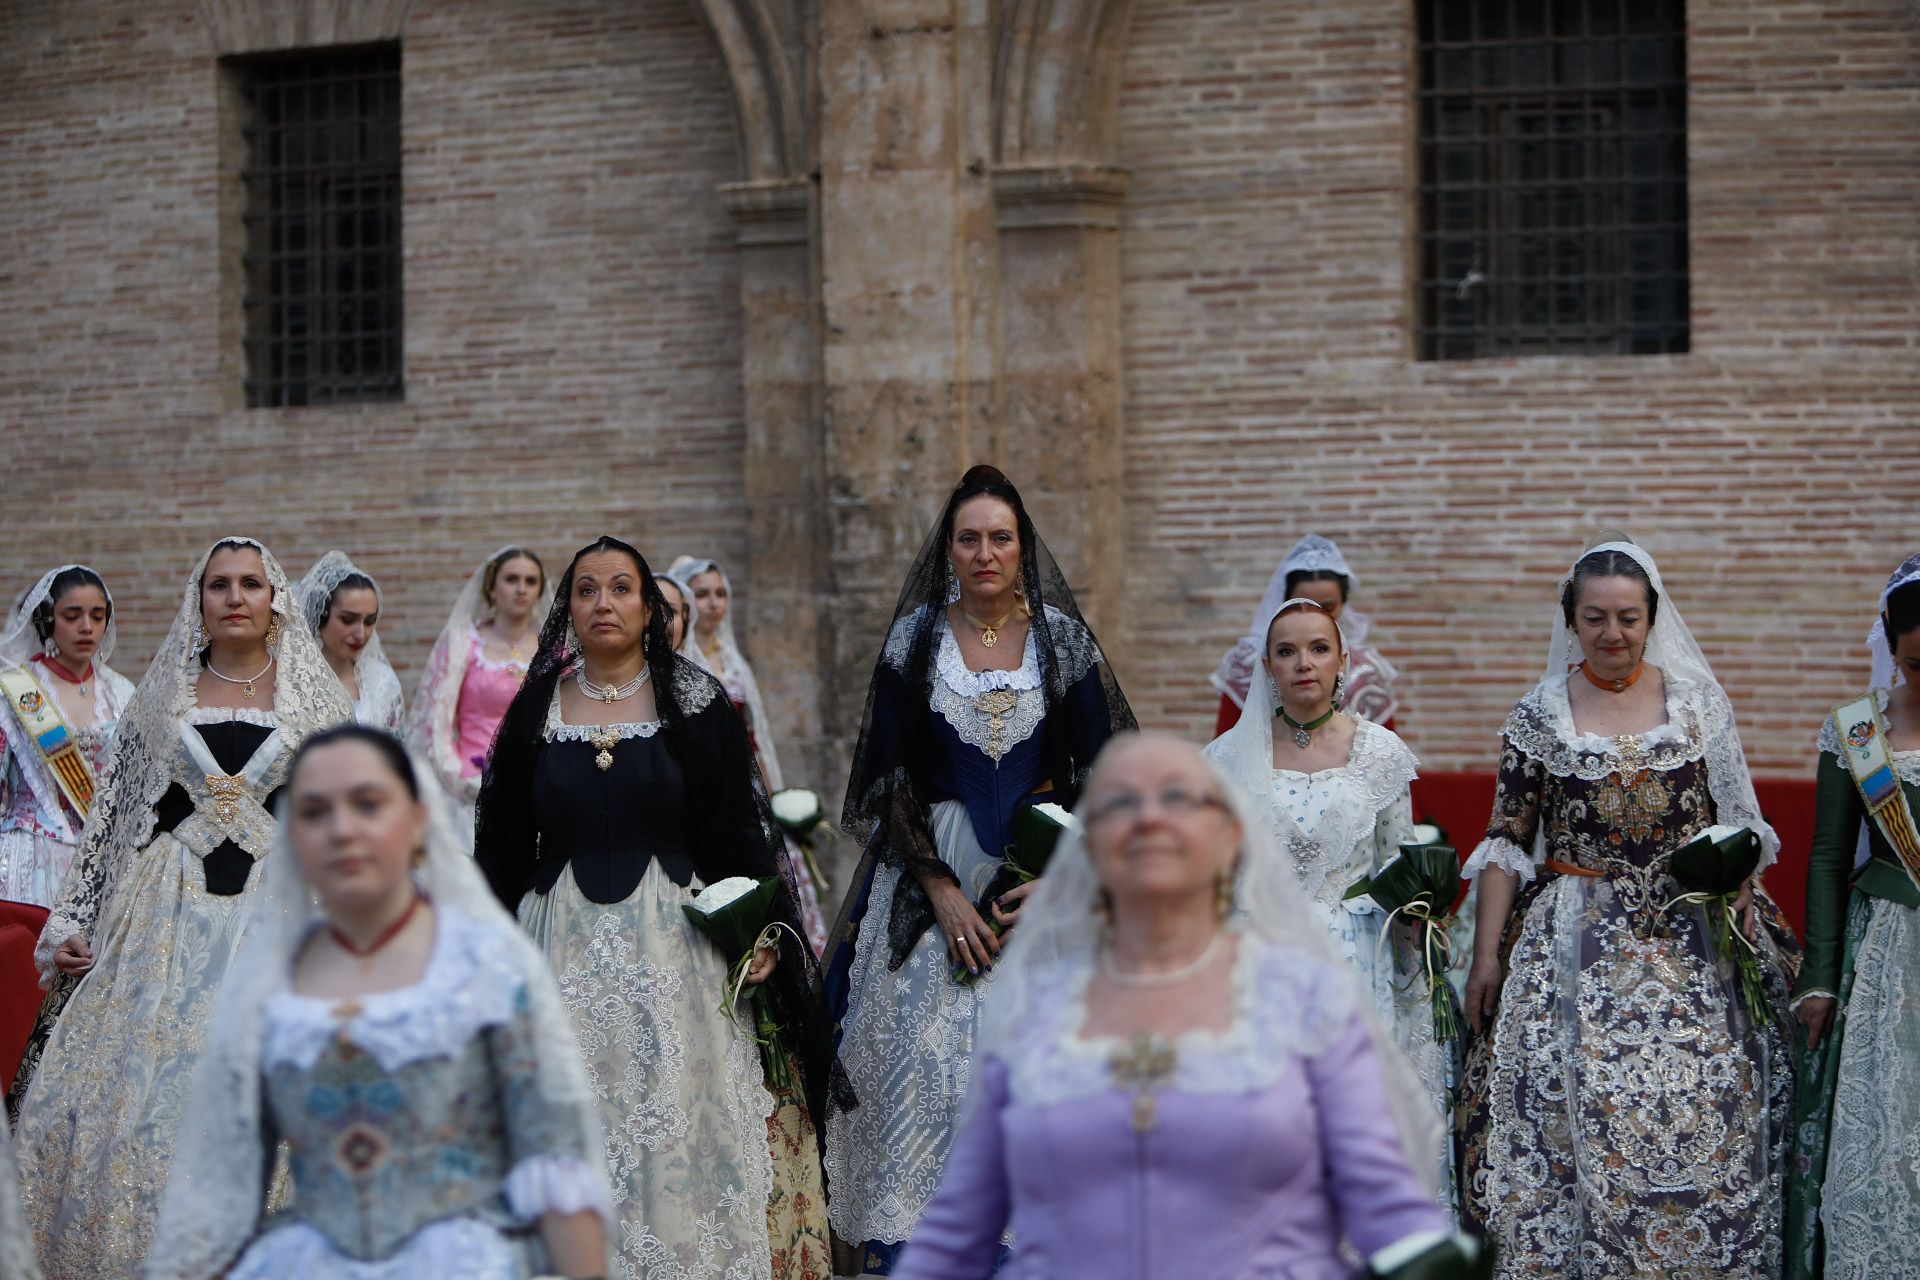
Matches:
[1108,1033,1179,1132]
[960,603,1018,649]
[587,726,619,772]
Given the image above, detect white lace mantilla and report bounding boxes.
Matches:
[1502,673,1704,783]
[263,908,530,1074]
[1001,935,1354,1110]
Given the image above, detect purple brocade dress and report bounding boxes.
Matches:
[892,941,1448,1280]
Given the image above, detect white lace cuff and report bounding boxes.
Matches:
[503,1154,613,1225]
[1462,836,1535,883]
[1788,989,1837,1014]
[33,911,81,979]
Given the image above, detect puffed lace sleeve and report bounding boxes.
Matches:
[488,970,614,1226]
[1462,736,1544,882]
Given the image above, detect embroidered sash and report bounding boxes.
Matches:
[1831,694,1920,894]
[0,663,94,821]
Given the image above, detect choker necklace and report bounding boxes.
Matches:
[1277,705,1337,749]
[577,666,651,704]
[328,891,426,958]
[959,602,1019,649]
[1579,660,1645,694]
[35,653,95,699]
[206,653,275,699]
[1099,931,1226,987]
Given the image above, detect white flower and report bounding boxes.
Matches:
[1410,823,1444,846]
[1032,802,1078,832]
[770,788,823,828]
[688,876,762,914]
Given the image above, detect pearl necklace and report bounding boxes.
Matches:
[1099,932,1226,988]
[576,666,651,704]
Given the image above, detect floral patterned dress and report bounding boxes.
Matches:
[1457,674,1799,1278]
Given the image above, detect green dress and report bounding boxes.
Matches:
[1786,704,1920,1280]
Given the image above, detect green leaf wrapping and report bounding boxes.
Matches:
[680,876,793,1089]
[955,803,1073,987]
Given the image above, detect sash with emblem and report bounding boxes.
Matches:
[1831,694,1920,894]
[0,662,96,821]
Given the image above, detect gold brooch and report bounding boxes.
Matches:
[973,689,1018,761]
[204,773,246,825]
[588,727,619,772]
[1108,1033,1178,1132]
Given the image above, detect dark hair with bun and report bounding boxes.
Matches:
[319,572,378,628]
[289,724,420,799]
[32,566,109,644]
[1885,580,1920,655]
[942,464,1023,546]
[1284,568,1350,602]
[1560,547,1660,629]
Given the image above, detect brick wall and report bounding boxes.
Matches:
[1114,0,1920,777]
[0,0,749,686]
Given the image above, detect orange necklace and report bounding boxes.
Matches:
[1578,660,1645,694]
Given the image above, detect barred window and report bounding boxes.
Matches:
[1416,1,1689,360]
[234,44,402,407]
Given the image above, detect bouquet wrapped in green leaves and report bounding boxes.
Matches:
[770,787,833,894]
[682,875,799,1091]
[1666,824,1771,1029]
[953,802,1075,987]
[1345,843,1467,1043]
[1363,1234,1495,1280]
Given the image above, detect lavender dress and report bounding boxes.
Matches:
[893,940,1447,1280]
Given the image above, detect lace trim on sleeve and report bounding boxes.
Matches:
[502,1152,616,1224]
[1463,835,1536,883]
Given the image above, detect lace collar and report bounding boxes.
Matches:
[468,623,532,675]
[934,614,1042,696]
[263,906,531,1074]
[183,704,279,729]
[541,687,661,743]
[1503,669,1711,782]
[1001,933,1354,1109]
[1269,717,1416,789]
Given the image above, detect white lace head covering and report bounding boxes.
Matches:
[405,546,553,794]
[1865,552,1920,691]
[1210,535,1374,706]
[656,565,710,671]
[668,555,778,787]
[0,563,120,667]
[295,551,401,708]
[146,734,608,1279]
[1546,539,1778,864]
[37,538,352,963]
[978,733,1443,1182]
[1204,596,1356,819]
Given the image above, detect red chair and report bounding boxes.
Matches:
[0,901,48,1095]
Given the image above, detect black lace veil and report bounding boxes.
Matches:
[827,466,1136,976]
[473,535,842,1120]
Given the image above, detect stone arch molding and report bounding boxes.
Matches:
[689,0,812,184]
[994,0,1135,169]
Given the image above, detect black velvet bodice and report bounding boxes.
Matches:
[529,730,698,903]
[153,720,281,895]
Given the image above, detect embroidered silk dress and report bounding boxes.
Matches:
[224,907,609,1280]
[1785,690,1920,1280]
[17,706,300,1273]
[455,627,528,782]
[1207,717,1454,1207]
[515,686,799,1280]
[828,611,1113,1262]
[0,659,134,908]
[1457,673,1799,1278]
[892,941,1450,1280]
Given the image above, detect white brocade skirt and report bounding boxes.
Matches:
[519,860,775,1280]
[825,800,1001,1247]
[0,827,78,912]
[1822,894,1920,1279]
[17,832,263,1275]
[232,1217,536,1280]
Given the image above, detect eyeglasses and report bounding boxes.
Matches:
[1082,785,1230,828]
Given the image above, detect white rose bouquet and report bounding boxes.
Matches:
[770,787,833,893]
[682,875,799,1090]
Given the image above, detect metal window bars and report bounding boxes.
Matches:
[1416,0,1689,360]
[237,44,403,407]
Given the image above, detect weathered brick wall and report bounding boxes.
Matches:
[1114,0,1920,777]
[0,0,749,688]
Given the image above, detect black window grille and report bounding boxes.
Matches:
[1416,1,1689,360]
[235,43,402,406]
